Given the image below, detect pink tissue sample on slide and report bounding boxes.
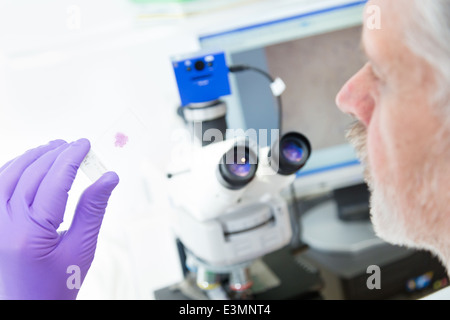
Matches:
[114,132,129,148]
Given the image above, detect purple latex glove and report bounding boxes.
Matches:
[0,139,119,300]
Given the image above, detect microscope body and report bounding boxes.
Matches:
[167,141,295,268]
[166,50,311,297]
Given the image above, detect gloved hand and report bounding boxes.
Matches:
[0,139,119,300]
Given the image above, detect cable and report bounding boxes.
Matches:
[228,64,283,133]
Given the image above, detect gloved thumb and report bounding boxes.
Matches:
[65,171,120,264]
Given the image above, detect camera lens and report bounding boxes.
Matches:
[271,132,311,175]
[194,60,205,71]
[218,145,258,190]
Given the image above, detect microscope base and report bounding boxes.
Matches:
[154,247,323,300]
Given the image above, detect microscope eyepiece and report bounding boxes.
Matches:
[218,145,258,190]
[271,132,311,175]
[281,140,305,163]
[226,161,252,178]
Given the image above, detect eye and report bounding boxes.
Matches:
[369,63,386,85]
[369,64,380,80]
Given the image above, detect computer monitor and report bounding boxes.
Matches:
[198,0,368,197]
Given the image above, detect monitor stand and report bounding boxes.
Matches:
[301,199,385,254]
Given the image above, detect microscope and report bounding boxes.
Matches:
[156,50,322,300]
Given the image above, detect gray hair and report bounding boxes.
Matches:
[405,0,450,109]
[405,0,450,110]
[406,0,450,147]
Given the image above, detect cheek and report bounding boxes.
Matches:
[366,95,416,189]
[366,104,395,186]
[367,114,385,183]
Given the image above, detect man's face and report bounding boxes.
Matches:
[336,0,450,254]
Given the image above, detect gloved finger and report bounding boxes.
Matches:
[11,142,71,208]
[0,159,15,174]
[65,171,119,263]
[32,138,91,230]
[0,140,67,204]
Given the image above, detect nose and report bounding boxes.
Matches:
[335,63,376,127]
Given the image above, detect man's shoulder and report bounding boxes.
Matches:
[421,286,450,300]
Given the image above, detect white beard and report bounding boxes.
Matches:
[369,173,423,248]
[346,121,450,273]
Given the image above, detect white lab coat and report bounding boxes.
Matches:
[422,286,450,300]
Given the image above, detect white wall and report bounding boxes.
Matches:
[0,0,201,299]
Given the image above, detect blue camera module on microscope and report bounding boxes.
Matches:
[172,51,232,106]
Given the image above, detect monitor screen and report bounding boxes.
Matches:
[265,25,366,196]
[199,1,368,196]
